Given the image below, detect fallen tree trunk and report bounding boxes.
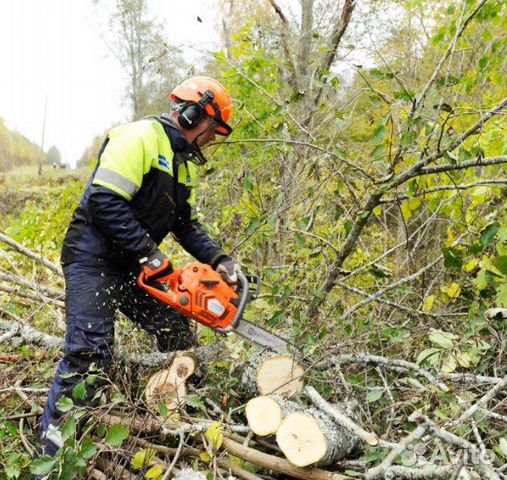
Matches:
[0,320,63,348]
[276,407,359,467]
[245,394,301,436]
[241,350,305,397]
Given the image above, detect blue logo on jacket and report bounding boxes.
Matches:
[158,155,169,169]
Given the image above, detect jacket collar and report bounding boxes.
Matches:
[152,113,199,164]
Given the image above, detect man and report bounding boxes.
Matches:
[39,76,239,456]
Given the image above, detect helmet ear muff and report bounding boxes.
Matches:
[177,90,215,130]
[178,103,204,129]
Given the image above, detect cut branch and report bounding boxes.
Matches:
[0,233,63,277]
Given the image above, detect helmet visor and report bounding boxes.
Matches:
[214,116,232,136]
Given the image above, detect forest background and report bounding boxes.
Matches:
[1,0,507,478]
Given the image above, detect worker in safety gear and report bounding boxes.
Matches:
[39,76,240,457]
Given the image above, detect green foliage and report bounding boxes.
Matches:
[104,425,130,447]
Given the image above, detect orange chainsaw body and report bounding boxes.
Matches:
[138,262,240,331]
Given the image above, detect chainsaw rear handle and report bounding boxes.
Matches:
[216,271,249,334]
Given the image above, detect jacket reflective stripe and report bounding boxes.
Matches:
[94,167,139,200]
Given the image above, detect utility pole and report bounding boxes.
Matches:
[38,95,47,176]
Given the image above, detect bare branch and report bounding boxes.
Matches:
[339,253,441,322]
[268,0,300,88]
[309,0,356,114]
[414,0,489,113]
[0,233,62,277]
[380,179,507,204]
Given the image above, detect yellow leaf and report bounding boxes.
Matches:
[199,451,211,462]
[456,350,473,368]
[422,295,435,313]
[407,197,421,211]
[205,421,224,450]
[145,466,163,480]
[465,259,479,272]
[446,283,461,299]
[131,448,156,470]
[373,206,382,216]
[401,202,412,220]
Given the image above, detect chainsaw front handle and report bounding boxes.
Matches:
[216,271,249,333]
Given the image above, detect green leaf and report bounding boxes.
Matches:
[288,91,305,103]
[267,310,285,326]
[80,438,97,459]
[131,448,157,470]
[417,348,441,364]
[5,465,20,479]
[371,143,386,162]
[56,396,74,413]
[494,256,507,275]
[496,283,507,307]
[246,217,262,236]
[335,147,347,159]
[295,233,305,248]
[105,425,129,447]
[72,382,87,401]
[243,176,253,191]
[442,247,463,269]
[344,220,354,236]
[61,417,76,441]
[428,330,457,349]
[158,402,169,418]
[366,390,383,402]
[441,353,457,373]
[372,125,386,144]
[111,392,126,404]
[344,469,363,477]
[401,130,418,147]
[479,55,489,70]
[185,394,204,409]
[394,90,414,102]
[31,457,58,475]
[481,222,500,246]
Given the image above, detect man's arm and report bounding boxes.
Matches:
[87,123,157,258]
[88,185,156,257]
[172,215,230,267]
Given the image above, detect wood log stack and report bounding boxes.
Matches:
[241,350,360,467]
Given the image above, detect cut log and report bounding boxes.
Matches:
[245,396,282,436]
[241,350,304,397]
[245,394,302,437]
[276,407,359,467]
[145,352,197,410]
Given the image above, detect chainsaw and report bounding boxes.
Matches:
[138,262,290,352]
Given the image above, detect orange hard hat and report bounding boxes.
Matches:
[170,76,233,136]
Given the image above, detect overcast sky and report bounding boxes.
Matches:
[0,0,222,167]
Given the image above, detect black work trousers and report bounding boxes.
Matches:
[40,262,195,456]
